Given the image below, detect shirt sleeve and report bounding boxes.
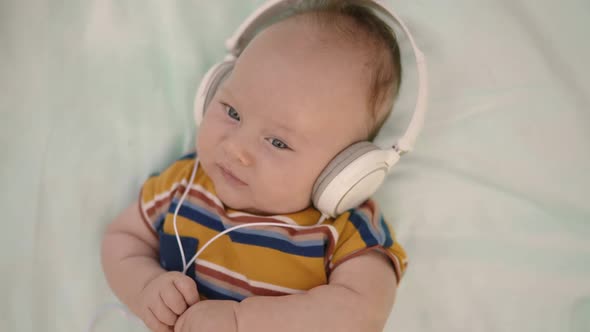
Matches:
[329,199,408,282]
[138,153,196,236]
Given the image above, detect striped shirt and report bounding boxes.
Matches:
[139,153,408,301]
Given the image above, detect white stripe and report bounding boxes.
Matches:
[225,211,299,225]
[323,224,339,245]
[196,259,305,295]
[391,254,403,276]
[143,178,222,213]
[142,179,186,211]
[190,184,225,209]
[141,180,186,230]
[221,215,339,243]
[140,208,156,230]
[224,210,339,248]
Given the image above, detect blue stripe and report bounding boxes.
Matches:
[349,210,380,247]
[232,226,325,248]
[357,210,383,244]
[195,276,246,302]
[177,152,197,161]
[176,198,227,226]
[154,215,166,232]
[170,201,325,258]
[375,216,387,244]
[171,200,225,232]
[230,231,324,257]
[354,210,385,244]
[158,232,197,280]
[380,216,394,248]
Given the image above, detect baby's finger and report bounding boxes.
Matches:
[153,294,179,326]
[174,310,187,332]
[161,282,188,315]
[173,276,199,306]
[144,307,173,332]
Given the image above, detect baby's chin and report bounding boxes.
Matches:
[216,187,310,216]
[217,193,271,216]
[210,180,262,214]
[216,189,271,215]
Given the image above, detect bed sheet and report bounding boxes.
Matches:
[1,0,589,331]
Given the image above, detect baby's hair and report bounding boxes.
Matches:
[286,0,403,141]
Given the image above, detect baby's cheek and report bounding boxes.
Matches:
[195,134,202,153]
[276,172,315,210]
[196,123,216,157]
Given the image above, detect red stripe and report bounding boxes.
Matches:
[145,182,222,220]
[196,264,290,297]
[183,186,226,216]
[146,195,172,218]
[328,246,403,283]
[138,187,158,238]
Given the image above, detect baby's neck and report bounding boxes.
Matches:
[225,203,315,217]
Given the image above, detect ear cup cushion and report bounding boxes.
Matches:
[203,61,234,112]
[312,141,379,204]
[195,61,235,126]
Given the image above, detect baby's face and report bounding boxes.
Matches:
[197,17,372,215]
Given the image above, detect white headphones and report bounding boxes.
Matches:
[194,0,429,218]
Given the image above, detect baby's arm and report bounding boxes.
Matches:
[101,201,199,332]
[175,250,397,332]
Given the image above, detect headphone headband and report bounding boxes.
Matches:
[224,0,428,154]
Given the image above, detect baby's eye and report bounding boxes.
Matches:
[267,138,290,150]
[225,105,240,121]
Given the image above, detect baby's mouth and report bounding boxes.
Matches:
[217,164,248,186]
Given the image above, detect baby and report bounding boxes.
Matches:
[102,1,408,331]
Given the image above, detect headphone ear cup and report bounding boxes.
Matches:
[194,61,235,126]
[312,141,399,217]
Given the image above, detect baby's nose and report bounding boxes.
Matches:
[224,140,253,167]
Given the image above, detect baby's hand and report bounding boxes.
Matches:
[135,271,199,332]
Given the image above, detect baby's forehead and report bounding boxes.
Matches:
[220,76,371,147]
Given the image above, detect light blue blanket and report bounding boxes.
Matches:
[1,1,589,331]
